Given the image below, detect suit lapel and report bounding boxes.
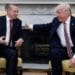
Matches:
[49,18,61,40]
[70,16,75,33]
[2,16,6,36]
[70,16,75,43]
[70,16,73,27]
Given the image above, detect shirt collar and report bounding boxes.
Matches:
[65,16,71,24]
[6,15,10,21]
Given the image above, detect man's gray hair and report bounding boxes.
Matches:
[55,3,71,14]
[5,4,17,10]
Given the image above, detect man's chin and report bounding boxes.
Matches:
[12,17,17,20]
[58,19,65,22]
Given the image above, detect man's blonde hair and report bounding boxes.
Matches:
[55,3,71,14]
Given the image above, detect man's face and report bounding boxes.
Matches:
[56,9,69,22]
[7,5,19,20]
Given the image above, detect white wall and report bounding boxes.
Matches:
[0,1,75,26]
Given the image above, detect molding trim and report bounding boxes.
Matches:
[0,2,75,4]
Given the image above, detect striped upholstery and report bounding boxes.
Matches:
[0,57,22,68]
[62,60,75,72]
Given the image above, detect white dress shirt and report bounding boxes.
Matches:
[5,16,11,45]
[57,16,73,47]
[57,17,75,58]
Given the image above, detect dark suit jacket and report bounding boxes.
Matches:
[33,16,75,49]
[0,16,22,48]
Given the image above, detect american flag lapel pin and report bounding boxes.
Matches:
[72,23,74,26]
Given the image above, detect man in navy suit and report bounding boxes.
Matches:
[25,4,75,75]
[0,4,24,75]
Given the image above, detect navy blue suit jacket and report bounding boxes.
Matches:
[0,16,22,48]
[33,16,75,49]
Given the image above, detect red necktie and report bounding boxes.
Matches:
[8,20,13,46]
[10,20,13,33]
[63,22,73,58]
[9,20,13,42]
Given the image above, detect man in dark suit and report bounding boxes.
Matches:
[0,4,24,75]
[25,4,75,75]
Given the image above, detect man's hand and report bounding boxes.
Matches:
[24,24,30,29]
[69,57,75,67]
[15,38,24,48]
[0,36,7,45]
[24,24,33,30]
